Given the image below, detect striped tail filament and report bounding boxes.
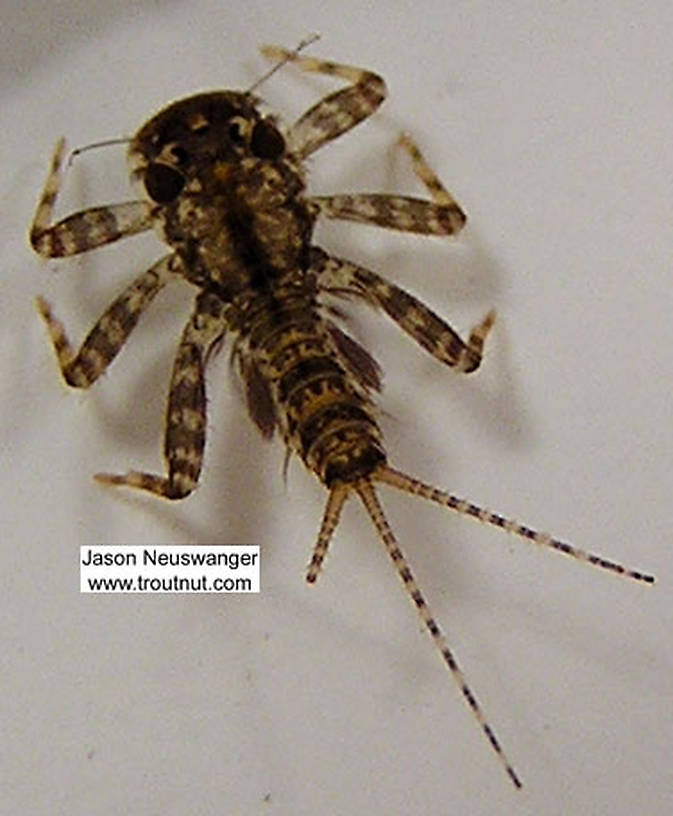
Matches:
[250,301,654,790]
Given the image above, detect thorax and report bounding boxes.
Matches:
[154,156,314,296]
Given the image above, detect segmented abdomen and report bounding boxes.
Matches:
[244,294,386,486]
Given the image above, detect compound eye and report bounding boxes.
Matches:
[144,162,185,203]
[250,119,285,159]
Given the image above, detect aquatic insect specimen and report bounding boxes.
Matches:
[29,43,654,788]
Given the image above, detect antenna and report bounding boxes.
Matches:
[248,32,320,93]
[67,137,131,168]
[66,36,321,166]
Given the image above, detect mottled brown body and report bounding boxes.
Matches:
[127,87,390,489]
[236,285,387,486]
[30,45,654,789]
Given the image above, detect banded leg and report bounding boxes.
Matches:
[95,292,227,499]
[30,138,152,257]
[260,45,386,157]
[356,480,522,789]
[309,134,466,236]
[37,255,177,388]
[313,248,494,373]
[377,466,656,585]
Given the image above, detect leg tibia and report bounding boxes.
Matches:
[313,248,494,373]
[310,135,466,236]
[37,256,176,388]
[30,139,152,257]
[397,134,460,208]
[261,45,386,157]
[95,293,226,500]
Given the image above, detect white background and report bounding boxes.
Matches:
[2,1,672,814]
